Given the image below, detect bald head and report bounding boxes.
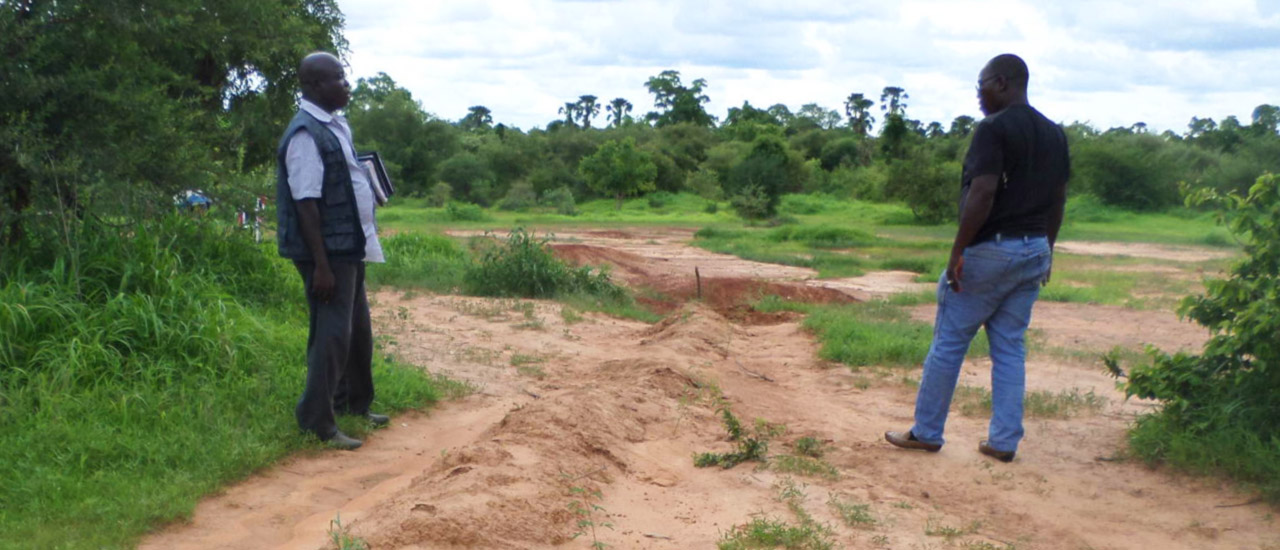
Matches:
[976,53,1030,116]
[299,52,349,112]
[985,54,1029,91]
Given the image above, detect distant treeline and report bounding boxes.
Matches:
[3,0,1278,249]
[348,71,1280,220]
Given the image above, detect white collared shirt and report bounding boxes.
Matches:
[285,99,384,263]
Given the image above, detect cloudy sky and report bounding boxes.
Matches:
[340,0,1280,134]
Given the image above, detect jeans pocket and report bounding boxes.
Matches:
[961,249,1011,293]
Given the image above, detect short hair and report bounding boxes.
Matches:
[987,54,1029,90]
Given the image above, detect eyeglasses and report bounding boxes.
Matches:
[976,75,1001,92]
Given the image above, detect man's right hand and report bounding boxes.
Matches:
[312,264,335,303]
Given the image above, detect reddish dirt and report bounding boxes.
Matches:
[140,228,1276,550]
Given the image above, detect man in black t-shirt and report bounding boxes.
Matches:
[886,54,1069,463]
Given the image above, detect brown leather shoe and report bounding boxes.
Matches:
[978,440,1015,462]
[885,430,941,452]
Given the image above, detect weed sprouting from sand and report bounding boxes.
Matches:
[328,513,369,550]
[694,407,784,469]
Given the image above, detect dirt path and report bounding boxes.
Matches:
[140,229,1275,550]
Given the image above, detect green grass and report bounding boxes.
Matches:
[955,387,1106,418]
[802,302,988,368]
[717,516,834,550]
[0,217,458,550]
[828,495,877,528]
[770,455,839,480]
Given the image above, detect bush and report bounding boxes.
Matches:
[444,201,490,221]
[427,182,452,207]
[463,228,625,300]
[647,190,675,209]
[1119,174,1280,501]
[686,168,724,200]
[703,201,719,214]
[1072,134,1182,211]
[497,181,537,211]
[884,150,959,223]
[541,186,578,216]
[778,193,831,215]
[1065,193,1128,223]
[729,184,774,220]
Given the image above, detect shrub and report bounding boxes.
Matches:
[427,182,452,207]
[1119,174,1280,501]
[729,184,773,220]
[444,201,489,221]
[647,190,675,209]
[463,228,624,300]
[885,150,960,223]
[778,193,831,215]
[497,181,537,211]
[686,168,724,200]
[541,186,578,216]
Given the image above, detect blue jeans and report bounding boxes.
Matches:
[910,235,1052,452]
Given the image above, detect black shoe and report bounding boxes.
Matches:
[365,412,390,427]
[885,430,942,452]
[978,440,1015,462]
[326,431,363,451]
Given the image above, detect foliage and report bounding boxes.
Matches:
[694,407,783,469]
[1120,174,1280,501]
[497,181,538,211]
[366,232,470,292]
[444,201,490,221]
[726,134,804,219]
[428,182,453,207]
[464,228,625,300]
[541,186,578,216]
[0,216,447,549]
[0,0,345,244]
[348,74,458,196]
[579,137,657,209]
[645,70,715,128]
[885,149,961,223]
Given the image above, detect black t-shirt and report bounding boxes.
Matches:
[960,104,1070,244]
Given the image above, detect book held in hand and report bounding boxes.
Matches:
[358,151,395,206]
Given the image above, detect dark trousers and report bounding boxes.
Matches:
[293,260,374,439]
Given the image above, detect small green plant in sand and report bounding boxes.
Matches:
[828,494,877,528]
[568,485,613,549]
[924,516,981,540]
[955,386,1106,418]
[771,455,839,480]
[328,513,369,550]
[695,407,785,469]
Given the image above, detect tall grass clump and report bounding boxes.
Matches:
[367,232,470,292]
[464,228,625,300]
[766,224,878,248]
[0,216,446,550]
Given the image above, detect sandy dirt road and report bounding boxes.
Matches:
[140,229,1274,550]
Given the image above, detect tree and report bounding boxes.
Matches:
[575,95,600,129]
[925,122,946,138]
[0,0,346,245]
[1187,116,1217,139]
[1250,104,1279,136]
[844,93,875,136]
[460,105,493,131]
[644,70,715,127]
[578,137,657,209]
[949,115,975,137]
[558,102,578,127]
[725,134,802,218]
[606,97,632,128]
[348,73,460,196]
[766,104,795,127]
[796,103,841,131]
[879,86,909,118]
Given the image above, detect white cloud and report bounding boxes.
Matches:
[339,0,1280,133]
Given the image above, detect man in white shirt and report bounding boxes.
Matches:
[275,52,386,450]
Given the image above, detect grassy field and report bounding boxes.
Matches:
[0,218,465,550]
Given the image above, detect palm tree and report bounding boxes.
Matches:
[558,102,578,127]
[576,95,600,129]
[844,93,875,136]
[606,97,632,128]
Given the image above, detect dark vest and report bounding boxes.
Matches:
[275,110,365,262]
